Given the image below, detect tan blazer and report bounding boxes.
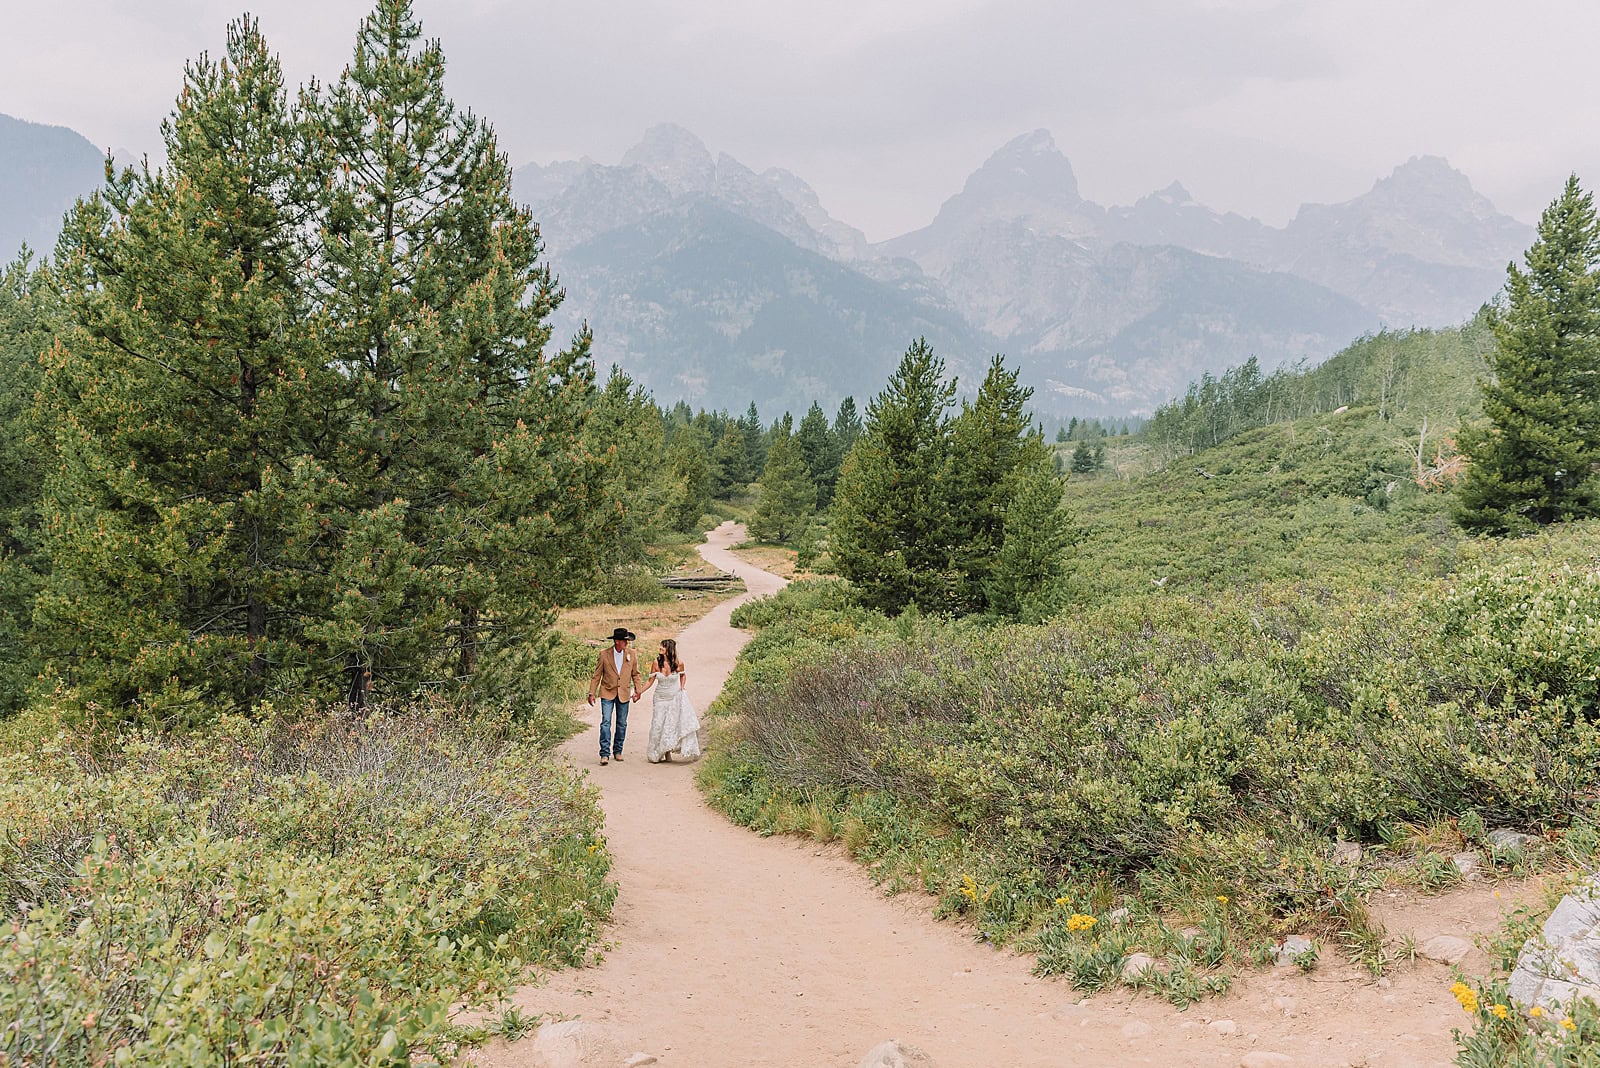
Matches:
[591,646,642,702]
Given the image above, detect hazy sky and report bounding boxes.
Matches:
[5,0,1599,241]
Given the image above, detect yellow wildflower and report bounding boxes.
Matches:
[960,874,979,902]
[1562,1017,1576,1031]
[1491,1004,1509,1019]
[1216,894,1229,904]
[1530,1006,1545,1018]
[1066,913,1098,932]
[1450,981,1479,1015]
[1053,896,1072,907]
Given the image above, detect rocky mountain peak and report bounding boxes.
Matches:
[620,123,716,195]
[963,128,1082,206]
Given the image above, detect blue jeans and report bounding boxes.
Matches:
[599,698,630,757]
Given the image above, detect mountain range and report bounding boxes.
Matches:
[0,109,1532,416]
[517,125,1530,416]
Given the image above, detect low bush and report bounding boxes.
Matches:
[0,703,613,1066]
[703,526,1600,997]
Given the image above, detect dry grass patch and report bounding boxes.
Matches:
[556,585,744,650]
[728,541,818,580]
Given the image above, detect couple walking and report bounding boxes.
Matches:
[587,627,702,766]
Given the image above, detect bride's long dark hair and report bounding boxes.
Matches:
[657,639,679,674]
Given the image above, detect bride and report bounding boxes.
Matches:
[638,638,701,763]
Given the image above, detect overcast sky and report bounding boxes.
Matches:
[5,0,1599,241]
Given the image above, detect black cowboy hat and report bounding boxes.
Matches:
[608,627,636,642]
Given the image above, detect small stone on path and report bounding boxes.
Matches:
[1418,934,1473,964]
[1121,1021,1153,1039]
[623,1056,658,1068]
[1271,995,1298,1018]
[1241,1054,1295,1068]
[858,1040,936,1068]
[1209,1019,1239,1036]
[529,1020,620,1068]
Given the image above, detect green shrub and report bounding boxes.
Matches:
[0,705,613,1066]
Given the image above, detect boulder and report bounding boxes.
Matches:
[528,1021,621,1068]
[1122,952,1161,980]
[1508,876,1600,1011]
[858,1040,936,1068]
[1488,829,1536,852]
[1418,934,1474,964]
[1274,935,1315,967]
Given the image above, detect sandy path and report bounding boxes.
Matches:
[478,521,1514,1068]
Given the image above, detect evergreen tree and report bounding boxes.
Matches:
[1055,425,1069,443]
[581,367,671,564]
[985,457,1070,622]
[833,396,862,456]
[1092,441,1107,471]
[829,339,957,613]
[793,401,839,505]
[710,418,754,496]
[1457,176,1600,533]
[739,402,767,472]
[1070,440,1097,474]
[665,423,712,533]
[309,0,594,702]
[750,413,816,543]
[946,355,1045,612]
[0,255,52,712]
[39,18,336,715]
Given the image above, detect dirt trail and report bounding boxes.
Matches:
[479,521,1515,1068]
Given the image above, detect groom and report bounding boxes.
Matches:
[588,627,642,766]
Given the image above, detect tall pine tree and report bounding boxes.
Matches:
[946,355,1046,612]
[39,18,335,716]
[794,400,840,506]
[750,413,816,543]
[309,0,595,703]
[1457,175,1600,533]
[829,339,957,613]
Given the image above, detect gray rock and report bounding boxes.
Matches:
[1452,851,1484,879]
[1107,906,1132,925]
[1274,935,1315,966]
[1208,1018,1239,1035]
[1418,935,1474,964]
[1331,841,1363,867]
[1488,829,1536,852]
[1241,1054,1295,1068]
[529,1021,621,1068]
[1122,952,1161,980]
[858,1040,936,1068]
[1508,875,1600,1011]
[623,1057,658,1068]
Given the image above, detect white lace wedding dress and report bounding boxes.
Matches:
[646,669,702,763]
